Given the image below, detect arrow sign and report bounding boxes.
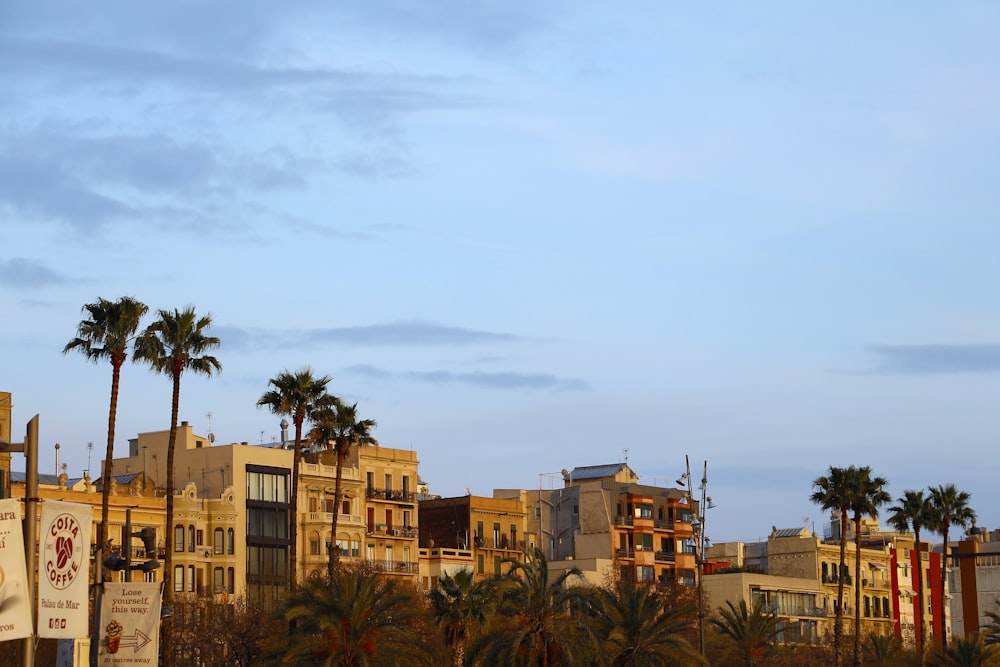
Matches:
[118,628,151,653]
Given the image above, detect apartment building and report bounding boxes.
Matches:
[419,493,528,582]
[947,529,1000,640]
[497,463,695,586]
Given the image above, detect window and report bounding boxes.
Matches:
[228,567,235,594]
[310,532,321,556]
[573,505,579,515]
[385,544,393,565]
[385,509,393,530]
[336,539,349,557]
[403,510,411,528]
[246,470,288,502]
[247,508,288,539]
[638,565,655,583]
[342,500,350,515]
[215,528,225,554]
[637,533,653,551]
[214,567,225,594]
[175,525,185,552]
[385,473,392,491]
[174,565,184,592]
[493,523,501,547]
[188,525,195,552]
[366,472,374,490]
[637,504,653,519]
[493,555,501,576]
[477,554,485,574]
[402,476,410,496]
[196,530,204,546]
[188,565,195,592]
[227,528,234,554]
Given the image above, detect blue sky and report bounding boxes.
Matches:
[3,2,1000,543]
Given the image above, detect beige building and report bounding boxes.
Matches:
[708,525,897,645]
[703,571,829,644]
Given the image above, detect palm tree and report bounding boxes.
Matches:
[467,548,591,666]
[811,465,858,667]
[864,632,901,666]
[133,306,220,667]
[132,306,221,588]
[579,576,699,667]
[257,367,332,585]
[983,607,1000,647]
[278,567,432,666]
[428,569,495,667]
[888,489,934,656]
[709,599,778,667]
[928,484,976,649]
[926,633,995,667]
[848,466,891,667]
[63,296,148,578]
[310,399,377,577]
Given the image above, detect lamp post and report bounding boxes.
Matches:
[1,414,39,667]
[680,455,714,658]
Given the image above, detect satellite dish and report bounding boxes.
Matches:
[208,433,216,443]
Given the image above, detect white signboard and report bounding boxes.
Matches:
[0,497,32,641]
[38,500,93,638]
[99,582,162,665]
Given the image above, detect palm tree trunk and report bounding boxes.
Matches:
[835,507,847,667]
[328,442,346,579]
[289,416,303,588]
[939,521,949,649]
[914,526,924,658]
[99,359,123,582]
[162,366,182,667]
[854,515,862,667]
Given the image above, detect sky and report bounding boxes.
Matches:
[3,2,1000,544]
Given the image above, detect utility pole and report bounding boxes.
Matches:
[1,415,40,667]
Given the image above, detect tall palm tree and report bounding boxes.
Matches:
[63,296,148,577]
[848,466,891,667]
[278,568,432,666]
[888,489,935,656]
[467,548,591,666]
[928,484,976,649]
[310,399,377,577]
[257,368,332,585]
[133,306,220,667]
[811,465,858,667]
[709,599,778,667]
[579,576,699,667]
[428,569,496,667]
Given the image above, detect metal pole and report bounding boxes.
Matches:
[23,415,39,667]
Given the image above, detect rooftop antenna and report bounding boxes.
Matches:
[623,448,629,466]
[206,411,216,443]
[55,443,61,476]
[86,442,93,476]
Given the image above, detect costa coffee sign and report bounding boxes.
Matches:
[43,513,84,589]
[38,501,92,639]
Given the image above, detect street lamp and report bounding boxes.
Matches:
[679,454,715,658]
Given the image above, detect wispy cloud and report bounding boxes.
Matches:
[0,257,68,290]
[217,321,519,351]
[343,364,588,391]
[869,344,1000,374]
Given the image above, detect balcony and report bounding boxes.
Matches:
[365,560,419,574]
[366,524,417,538]
[654,519,675,530]
[614,515,634,527]
[366,488,418,503]
[616,548,636,559]
[472,536,521,551]
[654,551,676,562]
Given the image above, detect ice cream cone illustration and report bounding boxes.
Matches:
[106,619,123,654]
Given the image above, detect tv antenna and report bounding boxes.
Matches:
[87,442,93,476]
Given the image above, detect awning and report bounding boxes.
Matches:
[869,562,888,570]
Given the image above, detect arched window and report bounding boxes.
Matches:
[174,525,184,552]
[188,525,195,552]
[227,528,235,555]
[214,528,224,555]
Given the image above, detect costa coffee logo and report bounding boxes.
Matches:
[43,513,83,589]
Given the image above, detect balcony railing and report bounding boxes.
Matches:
[654,519,675,530]
[616,548,636,559]
[366,524,418,538]
[365,560,419,574]
[654,551,676,562]
[614,515,634,527]
[366,488,418,503]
